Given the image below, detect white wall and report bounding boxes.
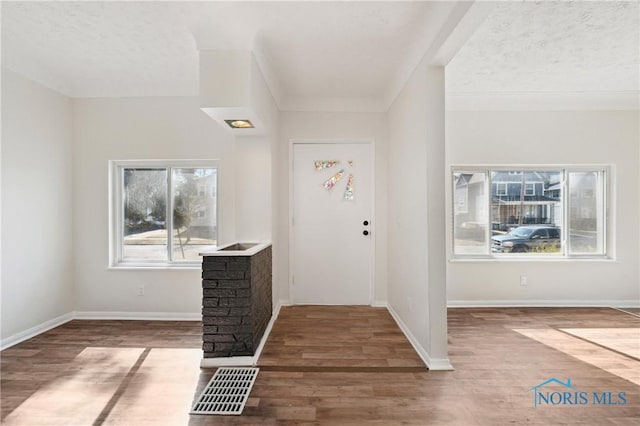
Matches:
[232,55,279,243]
[1,69,74,342]
[72,97,237,315]
[72,90,277,315]
[238,54,280,303]
[277,111,389,305]
[446,110,640,306]
[388,64,428,351]
[234,137,272,242]
[387,58,450,367]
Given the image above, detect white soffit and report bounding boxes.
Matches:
[243,1,456,111]
[446,1,640,109]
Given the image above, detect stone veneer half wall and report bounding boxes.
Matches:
[201,246,272,358]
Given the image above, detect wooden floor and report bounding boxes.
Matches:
[1,306,639,425]
[258,306,425,369]
[617,307,640,317]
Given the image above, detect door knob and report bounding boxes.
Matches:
[363,230,369,236]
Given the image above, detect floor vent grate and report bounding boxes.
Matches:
[191,367,259,415]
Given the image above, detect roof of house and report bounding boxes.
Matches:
[490,171,552,183]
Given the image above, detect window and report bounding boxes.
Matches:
[452,167,608,258]
[567,171,605,255]
[111,160,218,267]
[453,173,488,255]
[524,183,535,196]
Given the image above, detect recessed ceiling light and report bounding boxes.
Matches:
[225,119,254,129]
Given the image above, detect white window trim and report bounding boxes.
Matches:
[450,164,612,261]
[109,159,220,269]
[496,183,508,196]
[524,182,535,196]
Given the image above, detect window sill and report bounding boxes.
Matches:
[449,256,615,263]
[108,264,201,271]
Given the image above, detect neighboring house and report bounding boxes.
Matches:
[454,170,603,254]
[454,173,486,223]
[491,171,561,230]
[567,172,598,229]
[172,172,218,242]
[454,171,562,233]
[192,173,217,229]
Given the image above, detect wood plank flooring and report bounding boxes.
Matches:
[559,327,640,360]
[1,307,639,425]
[258,306,425,369]
[617,307,640,318]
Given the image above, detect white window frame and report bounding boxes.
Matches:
[496,183,508,196]
[524,182,535,196]
[109,159,220,268]
[451,165,611,261]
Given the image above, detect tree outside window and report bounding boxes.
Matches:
[115,162,218,266]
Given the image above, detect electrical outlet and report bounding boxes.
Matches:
[520,275,527,286]
[137,285,145,296]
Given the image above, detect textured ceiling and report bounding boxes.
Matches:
[2,1,638,104]
[1,1,200,97]
[0,1,447,101]
[447,1,640,94]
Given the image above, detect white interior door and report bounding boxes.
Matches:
[292,142,373,305]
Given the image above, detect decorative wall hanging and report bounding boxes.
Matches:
[322,169,344,191]
[315,159,356,200]
[314,160,339,171]
[343,174,354,200]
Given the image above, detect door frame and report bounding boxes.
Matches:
[289,138,376,305]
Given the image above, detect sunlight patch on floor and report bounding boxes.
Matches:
[513,328,640,386]
[2,347,144,426]
[2,347,204,426]
[560,328,640,360]
[102,348,202,425]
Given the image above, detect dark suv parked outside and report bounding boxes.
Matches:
[491,225,561,253]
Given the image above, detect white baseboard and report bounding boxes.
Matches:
[74,311,201,321]
[1,304,279,354]
[251,301,281,362]
[200,356,256,367]
[447,299,640,308]
[386,305,454,371]
[426,357,455,371]
[1,312,75,351]
[371,300,388,308]
[611,302,640,309]
[200,301,283,368]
